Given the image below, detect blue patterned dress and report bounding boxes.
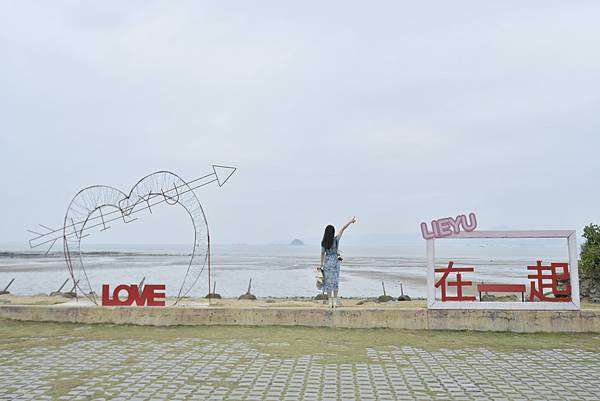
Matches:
[322,236,341,292]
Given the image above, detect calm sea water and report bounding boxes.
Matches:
[0,239,570,298]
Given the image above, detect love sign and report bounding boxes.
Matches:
[420,212,477,239]
[101,284,166,306]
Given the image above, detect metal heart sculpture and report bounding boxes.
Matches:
[29,165,236,305]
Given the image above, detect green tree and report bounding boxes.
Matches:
[580,223,600,279]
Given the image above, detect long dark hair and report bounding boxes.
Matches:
[321,225,335,250]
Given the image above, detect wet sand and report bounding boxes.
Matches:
[2,293,600,309]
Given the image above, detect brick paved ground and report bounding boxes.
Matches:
[1,334,600,401]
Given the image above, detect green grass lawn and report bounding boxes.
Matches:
[1,319,599,364]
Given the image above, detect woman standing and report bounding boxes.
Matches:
[320,216,357,308]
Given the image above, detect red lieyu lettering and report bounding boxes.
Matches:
[102,284,166,306]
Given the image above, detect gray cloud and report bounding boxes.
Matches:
[1,1,599,247]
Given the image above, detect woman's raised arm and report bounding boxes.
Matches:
[337,216,357,239]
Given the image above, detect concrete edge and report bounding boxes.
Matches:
[1,305,599,333]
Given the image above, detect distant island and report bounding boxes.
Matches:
[290,239,305,246]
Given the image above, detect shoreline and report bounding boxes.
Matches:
[0,293,428,308]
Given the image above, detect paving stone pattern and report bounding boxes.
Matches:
[1,337,599,400]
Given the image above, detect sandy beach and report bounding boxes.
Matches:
[2,293,600,310]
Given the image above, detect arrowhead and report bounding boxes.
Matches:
[212,165,237,187]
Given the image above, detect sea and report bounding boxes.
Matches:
[0,238,571,299]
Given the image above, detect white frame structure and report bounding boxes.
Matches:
[427,230,580,310]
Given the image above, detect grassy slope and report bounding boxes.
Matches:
[1,319,600,363]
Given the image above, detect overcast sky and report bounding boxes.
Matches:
[1,1,599,248]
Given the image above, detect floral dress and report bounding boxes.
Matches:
[322,236,341,292]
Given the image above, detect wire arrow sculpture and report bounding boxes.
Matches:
[28,164,236,305]
[28,165,236,251]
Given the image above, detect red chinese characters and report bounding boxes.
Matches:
[527,261,572,302]
[434,261,476,301]
[434,260,572,303]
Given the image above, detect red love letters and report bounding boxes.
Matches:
[101,284,166,306]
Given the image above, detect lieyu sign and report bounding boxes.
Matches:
[420,212,477,239]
